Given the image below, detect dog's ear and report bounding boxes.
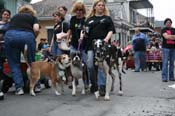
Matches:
[93,39,97,49]
[55,55,62,63]
[52,56,57,61]
[102,40,105,46]
[70,52,75,59]
[93,39,97,45]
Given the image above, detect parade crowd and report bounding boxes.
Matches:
[0,0,175,101]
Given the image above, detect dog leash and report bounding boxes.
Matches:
[77,40,81,51]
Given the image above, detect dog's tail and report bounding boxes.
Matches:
[23,44,31,79]
[23,44,30,67]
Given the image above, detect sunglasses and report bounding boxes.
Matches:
[76,9,83,11]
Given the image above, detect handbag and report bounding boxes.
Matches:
[56,22,70,51]
[57,39,70,51]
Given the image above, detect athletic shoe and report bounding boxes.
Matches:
[0,92,4,100]
[15,88,24,95]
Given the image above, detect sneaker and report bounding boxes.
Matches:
[68,85,73,89]
[0,92,4,100]
[35,86,41,93]
[44,79,51,88]
[90,85,96,93]
[99,85,106,96]
[169,78,175,81]
[162,80,168,82]
[132,69,140,72]
[15,88,24,95]
[168,84,175,88]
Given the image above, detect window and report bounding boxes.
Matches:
[46,28,54,44]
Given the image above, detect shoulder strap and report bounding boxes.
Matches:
[61,22,64,33]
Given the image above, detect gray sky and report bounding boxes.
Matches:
[149,0,175,25]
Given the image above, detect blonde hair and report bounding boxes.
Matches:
[18,5,37,16]
[87,0,109,19]
[71,2,86,15]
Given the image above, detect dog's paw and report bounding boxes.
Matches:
[72,91,76,96]
[30,91,36,96]
[81,89,85,95]
[118,90,123,96]
[62,76,66,81]
[94,91,100,100]
[55,91,61,96]
[104,95,110,101]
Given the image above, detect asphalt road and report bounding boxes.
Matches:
[0,69,175,116]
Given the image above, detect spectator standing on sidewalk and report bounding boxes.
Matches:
[38,38,47,51]
[161,18,175,82]
[38,38,50,60]
[132,27,149,72]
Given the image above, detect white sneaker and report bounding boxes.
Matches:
[94,91,100,100]
[0,92,4,100]
[35,86,41,93]
[168,84,175,89]
[0,92,4,96]
[15,88,24,95]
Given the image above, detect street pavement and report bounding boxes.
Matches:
[0,69,175,116]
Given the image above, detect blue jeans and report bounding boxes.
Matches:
[86,50,97,89]
[51,41,63,56]
[4,30,36,89]
[162,48,175,81]
[134,51,146,71]
[97,68,106,86]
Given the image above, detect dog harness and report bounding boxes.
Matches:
[56,63,66,81]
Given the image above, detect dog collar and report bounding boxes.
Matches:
[57,63,66,71]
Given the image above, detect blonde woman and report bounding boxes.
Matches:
[84,0,115,96]
[4,5,40,95]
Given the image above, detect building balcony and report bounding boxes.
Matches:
[129,0,153,9]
